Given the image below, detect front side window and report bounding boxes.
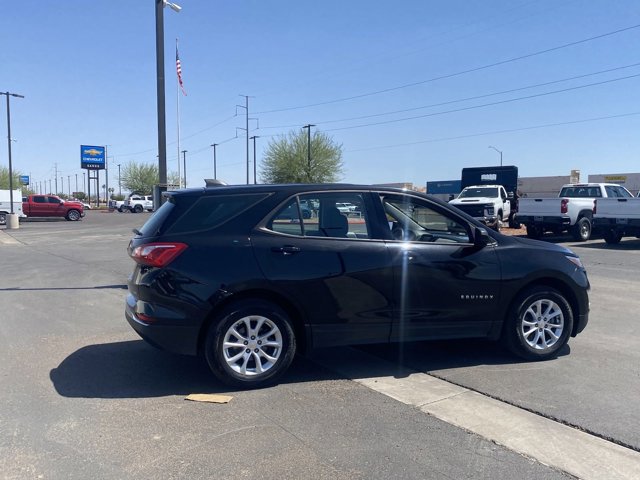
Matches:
[382,194,470,244]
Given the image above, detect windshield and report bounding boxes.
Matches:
[458,187,498,198]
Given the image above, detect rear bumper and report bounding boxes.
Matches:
[593,217,640,233]
[125,293,200,356]
[516,215,571,229]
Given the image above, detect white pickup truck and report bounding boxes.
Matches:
[516,183,633,241]
[593,193,640,244]
[125,195,154,213]
[448,185,511,231]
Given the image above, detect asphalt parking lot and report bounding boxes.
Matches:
[1,211,639,479]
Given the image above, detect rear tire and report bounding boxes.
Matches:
[0,212,6,225]
[508,212,521,229]
[502,286,573,361]
[526,224,542,239]
[603,229,622,245]
[204,300,296,388]
[571,217,591,241]
[134,204,143,213]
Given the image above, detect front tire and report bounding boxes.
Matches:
[502,286,573,361]
[134,204,143,213]
[66,209,81,221]
[204,300,296,388]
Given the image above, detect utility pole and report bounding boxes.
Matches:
[54,164,58,195]
[117,163,121,196]
[1,91,24,221]
[105,145,109,200]
[237,95,254,184]
[67,175,71,197]
[210,143,218,179]
[250,136,259,184]
[181,150,187,187]
[75,173,78,195]
[302,124,315,182]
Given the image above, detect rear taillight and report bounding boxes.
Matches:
[561,198,569,214]
[131,242,188,267]
[593,200,597,215]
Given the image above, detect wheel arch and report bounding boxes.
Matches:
[502,277,582,338]
[577,209,593,221]
[197,289,309,356]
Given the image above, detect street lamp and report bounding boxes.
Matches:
[1,91,24,228]
[181,150,187,187]
[210,143,218,179]
[117,163,121,196]
[488,145,503,167]
[302,124,315,182]
[155,0,182,207]
[250,136,259,184]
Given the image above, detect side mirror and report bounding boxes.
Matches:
[474,227,494,247]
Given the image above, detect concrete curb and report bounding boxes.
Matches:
[311,347,640,480]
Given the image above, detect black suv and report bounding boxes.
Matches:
[126,184,589,388]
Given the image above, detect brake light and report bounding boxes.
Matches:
[593,200,597,215]
[131,242,188,267]
[561,199,569,214]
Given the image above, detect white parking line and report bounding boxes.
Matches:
[0,231,20,245]
[312,347,640,480]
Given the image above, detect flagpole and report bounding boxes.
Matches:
[176,38,182,188]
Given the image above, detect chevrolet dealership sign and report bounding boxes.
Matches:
[81,145,105,170]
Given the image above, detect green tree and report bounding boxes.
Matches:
[261,130,343,183]
[0,165,23,190]
[120,161,158,194]
[119,161,182,194]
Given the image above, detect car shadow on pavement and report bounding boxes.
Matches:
[50,338,565,398]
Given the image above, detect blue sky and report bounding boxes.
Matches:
[2,0,639,193]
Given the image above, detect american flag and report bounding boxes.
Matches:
[176,46,186,96]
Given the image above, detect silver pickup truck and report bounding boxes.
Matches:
[516,183,633,241]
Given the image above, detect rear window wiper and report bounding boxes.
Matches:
[132,228,143,236]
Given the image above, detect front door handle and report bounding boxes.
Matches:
[271,245,301,256]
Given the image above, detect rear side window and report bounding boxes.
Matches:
[166,193,268,234]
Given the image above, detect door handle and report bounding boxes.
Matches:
[271,245,301,256]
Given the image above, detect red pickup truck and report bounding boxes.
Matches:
[22,194,85,221]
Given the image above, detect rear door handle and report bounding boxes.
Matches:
[271,245,301,256]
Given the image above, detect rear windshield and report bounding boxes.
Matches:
[559,186,602,198]
[165,193,268,234]
[136,199,175,237]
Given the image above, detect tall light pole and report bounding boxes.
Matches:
[181,149,187,187]
[250,136,259,184]
[117,163,121,196]
[302,124,315,182]
[210,143,218,179]
[1,91,24,226]
[155,0,182,206]
[488,145,503,167]
[82,172,86,196]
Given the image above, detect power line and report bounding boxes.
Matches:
[324,72,640,132]
[345,111,640,153]
[256,23,640,114]
[261,62,640,130]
